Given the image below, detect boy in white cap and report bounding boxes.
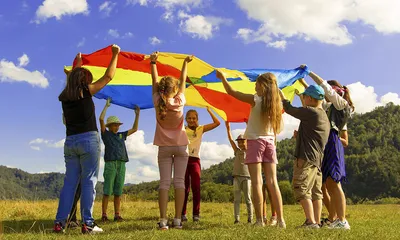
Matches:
[99,98,140,222]
[225,122,253,224]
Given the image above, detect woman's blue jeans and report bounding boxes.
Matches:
[55,131,100,226]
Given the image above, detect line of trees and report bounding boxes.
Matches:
[1,103,400,204]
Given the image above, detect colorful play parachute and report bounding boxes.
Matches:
[65,45,309,122]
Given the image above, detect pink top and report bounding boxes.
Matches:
[153,92,189,146]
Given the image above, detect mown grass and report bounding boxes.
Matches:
[0,200,399,239]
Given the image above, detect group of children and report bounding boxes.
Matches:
[148,52,353,230]
[62,49,353,232]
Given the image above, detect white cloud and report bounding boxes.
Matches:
[31,146,41,151]
[124,32,134,38]
[22,1,29,10]
[108,29,120,38]
[268,40,287,50]
[137,165,159,178]
[29,138,65,151]
[380,93,400,105]
[199,142,233,169]
[278,114,300,141]
[178,11,232,40]
[99,1,116,16]
[127,0,204,9]
[125,130,158,167]
[127,0,209,22]
[126,0,148,6]
[18,54,29,67]
[107,29,133,39]
[235,0,400,47]
[162,11,174,22]
[347,82,400,114]
[77,37,85,47]
[34,0,89,23]
[149,36,162,45]
[0,55,49,88]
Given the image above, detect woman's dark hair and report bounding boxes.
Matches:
[59,67,93,102]
[327,80,355,112]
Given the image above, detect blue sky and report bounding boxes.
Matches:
[1,0,400,183]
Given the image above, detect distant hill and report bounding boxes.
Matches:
[0,166,103,200]
[2,103,400,203]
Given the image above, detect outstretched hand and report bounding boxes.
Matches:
[216,69,225,80]
[106,98,111,107]
[111,44,120,55]
[135,105,140,115]
[150,52,158,62]
[185,55,194,63]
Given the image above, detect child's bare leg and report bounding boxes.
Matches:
[102,195,109,216]
[300,199,316,224]
[263,163,284,222]
[248,164,263,222]
[114,195,121,216]
[313,200,322,224]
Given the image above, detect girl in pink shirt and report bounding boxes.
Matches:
[150,52,193,230]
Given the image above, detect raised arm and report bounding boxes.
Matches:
[150,52,159,95]
[99,98,111,133]
[295,89,306,107]
[225,122,238,152]
[305,67,347,110]
[64,53,83,76]
[203,107,221,133]
[216,69,254,106]
[178,55,193,94]
[280,89,312,121]
[296,78,309,107]
[89,44,120,95]
[128,106,140,136]
[74,52,83,69]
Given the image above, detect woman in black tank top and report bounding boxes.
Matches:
[54,45,120,234]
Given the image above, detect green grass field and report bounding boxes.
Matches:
[0,200,399,239]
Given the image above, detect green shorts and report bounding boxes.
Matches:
[103,161,126,196]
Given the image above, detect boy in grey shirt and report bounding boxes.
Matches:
[226,122,253,224]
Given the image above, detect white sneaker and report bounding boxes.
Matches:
[193,215,200,222]
[82,223,103,234]
[158,219,169,230]
[277,221,286,229]
[296,220,320,229]
[328,220,350,230]
[173,218,183,229]
[254,220,265,227]
[328,219,340,228]
[181,215,188,222]
[269,217,278,226]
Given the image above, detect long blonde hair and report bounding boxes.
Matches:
[256,73,282,135]
[158,76,179,120]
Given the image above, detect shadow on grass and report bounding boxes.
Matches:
[2,219,55,234]
[135,216,159,221]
